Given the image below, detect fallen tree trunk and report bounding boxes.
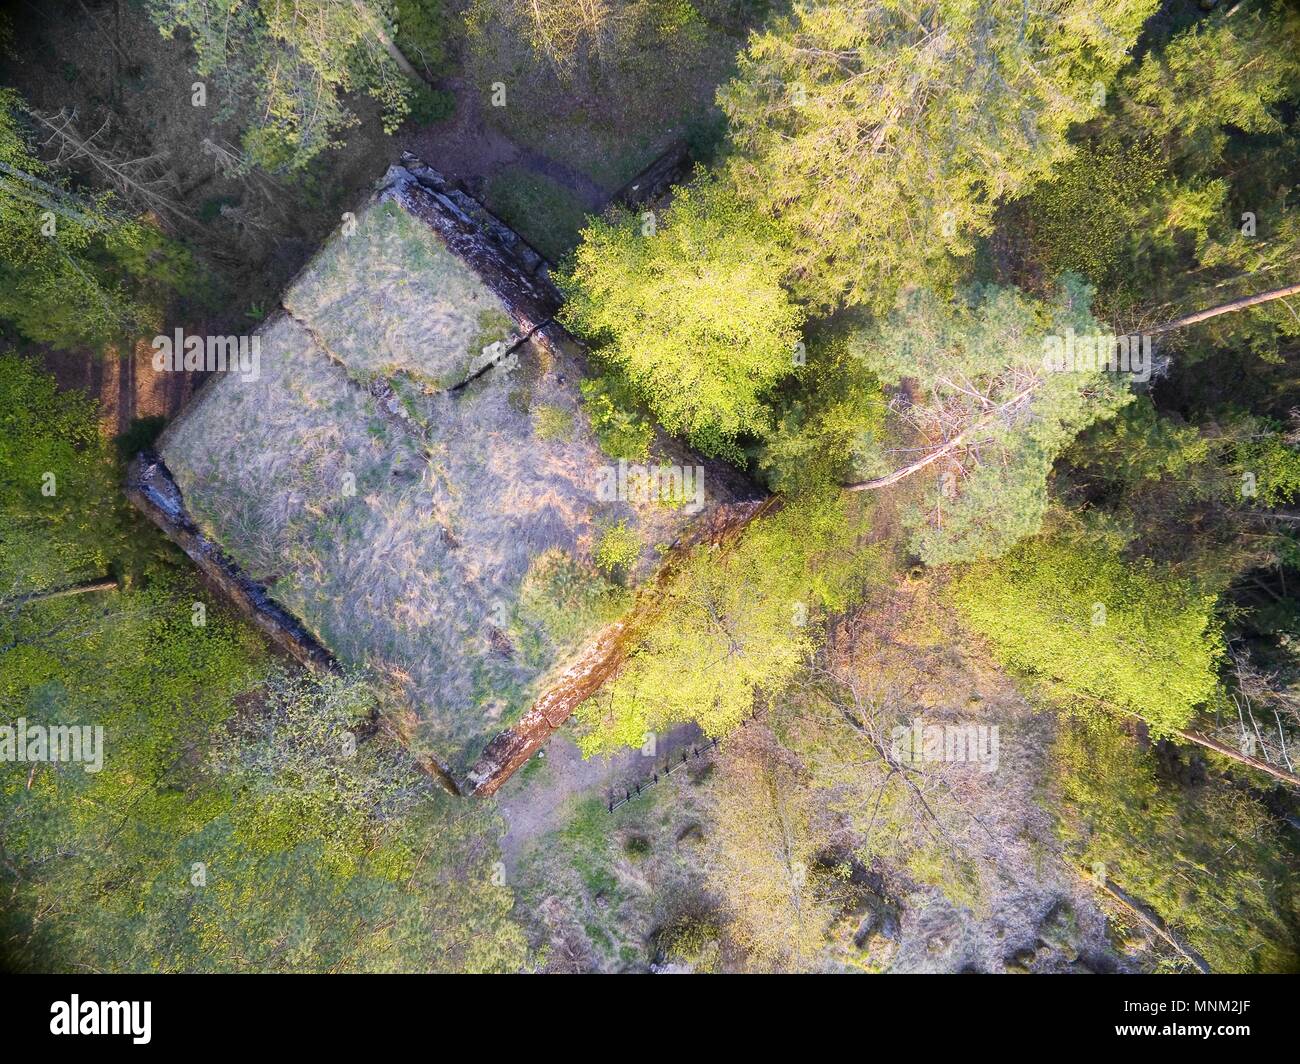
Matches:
[1082,869,1212,974]
[1146,281,1300,334]
[1,576,118,610]
[1175,726,1300,787]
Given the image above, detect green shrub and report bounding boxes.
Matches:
[579,374,655,461]
[406,84,454,125]
[1237,430,1300,508]
[393,0,453,75]
[486,167,590,262]
[623,833,651,859]
[515,548,629,651]
[657,916,722,971]
[594,520,641,577]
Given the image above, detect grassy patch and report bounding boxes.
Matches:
[533,403,575,442]
[284,198,518,389]
[563,796,624,898]
[514,548,630,657]
[485,167,591,263]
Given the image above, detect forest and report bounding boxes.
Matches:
[1,0,1298,978]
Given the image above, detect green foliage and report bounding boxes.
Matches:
[1032,5,1300,341]
[558,177,805,458]
[758,329,887,494]
[0,90,188,349]
[406,82,455,125]
[1121,5,1300,172]
[0,584,529,971]
[0,361,527,973]
[1237,428,1300,508]
[391,0,453,77]
[212,669,420,868]
[0,354,152,587]
[1065,397,1212,490]
[593,520,640,578]
[579,373,655,462]
[1025,141,1164,310]
[853,279,1132,565]
[1059,400,1300,583]
[5,0,1298,978]
[622,832,651,859]
[515,548,630,653]
[148,0,425,173]
[533,402,575,442]
[656,915,722,972]
[576,490,874,754]
[487,166,590,263]
[951,536,1223,736]
[1056,715,1298,973]
[0,354,103,511]
[719,0,1156,310]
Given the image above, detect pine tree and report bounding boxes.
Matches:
[719,0,1156,311]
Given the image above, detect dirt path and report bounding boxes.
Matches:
[405,78,611,211]
[495,721,703,872]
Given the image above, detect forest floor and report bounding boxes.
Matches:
[495,720,705,872]
[3,0,396,435]
[3,2,1178,975]
[3,0,752,436]
[489,573,1162,973]
[824,578,1140,974]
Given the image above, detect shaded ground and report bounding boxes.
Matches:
[496,720,704,871]
[7,2,755,431]
[408,78,608,214]
[814,578,1148,974]
[415,0,758,260]
[40,341,198,437]
[2,0,398,435]
[492,574,1169,973]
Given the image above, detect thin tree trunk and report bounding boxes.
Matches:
[1176,727,1300,787]
[1146,282,1300,334]
[843,380,1039,492]
[352,1,429,85]
[843,428,972,493]
[841,283,1300,493]
[1084,870,1213,974]
[1,577,118,611]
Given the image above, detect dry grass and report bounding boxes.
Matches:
[159,185,743,776]
[284,198,518,390]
